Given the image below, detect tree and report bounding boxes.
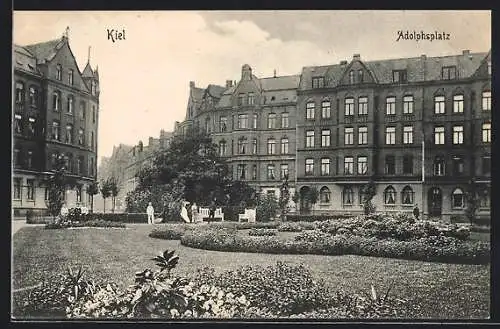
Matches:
[256,193,279,222]
[360,180,377,215]
[87,181,99,213]
[100,179,112,213]
[108,177,120,213]
[278,174,291,221]
[464,180,480,225]
[41,154,77,221]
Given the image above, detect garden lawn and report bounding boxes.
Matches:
[12,224,490,319]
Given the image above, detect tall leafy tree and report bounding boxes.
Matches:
[87,181,99,213]
[464,180,480,225]
[360,180,377,215]
[278,174,291,220]
[100,179,112,213]
[108,177,119,213]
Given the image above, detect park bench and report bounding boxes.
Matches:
[238,208,256,223]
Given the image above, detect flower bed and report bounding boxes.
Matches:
[248,228,278,237]
[45,220,126,229]
[180,227,489,264]
[277,222,304,232]
[149,225,195,240]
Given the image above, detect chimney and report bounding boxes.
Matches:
[273,69,277,78]
[189,81,195,88]
[226,80,233,88]
[462,50,470,56]
[421,54,427,60]
[242,64,252,80]
[353,54,361,60]
[340,60,348,65]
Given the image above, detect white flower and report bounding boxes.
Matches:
[170,308,180,317]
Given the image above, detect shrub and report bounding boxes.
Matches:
[45,220,126,229]
[277,222,303,232]
[286,214,355,222]
[248,229,277,237]
[256,194,279,222]
[149,225,193,240]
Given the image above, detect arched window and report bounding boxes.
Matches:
[384,186,396,205]
[306,101,315,120]
[401,186,414,205]
[52,91,60,111]
[29,86,37,107]
[15,82,24,103]
[56,64,62,81]
[67,96,74,114]
[320,186,331,203]
[238,138,247,154]
[321,99,331,119]
[281,138,289,154]
[342,186,354,205]
[267,138,276,155]
[219,140,227,156]
[453,93,464,113]
[268,113,277,129]
[452,188,464,209]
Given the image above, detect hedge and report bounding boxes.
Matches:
[285,214,355,222]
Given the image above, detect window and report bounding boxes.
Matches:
[13,178,21,199]
[488,61,492,75]
[482,155,491,175]
[321,100,331,119]
[237,164,247,180]
[27,179,35,200]
[27,150,33,168]
[252,114,258,129]
[342,186,354,205]
[312,77,325,88]
[217,116,227,132]
[238,138,247,154]
[358,156,368,175]
[453,94,464,113]
[248,93,255,105]
[52,91,60,111]
[403,95,414,114]
[267,164,276,180]
[452,188,464,208]
[90,157,95,176]
[453,126,464,144]
[384,186,396,205]
[385,127,396,145]
[434,126,445,145]
[358,97,368,115]
[402,186,414,205]
[386,97,396,115]
[385,155,396,175]
[281,138,289,154]
[52,121,60,140]
[306,130,315,148]
[434,95,445,114]
[442,66,457,80]
[305,158,314,175]
[90,132,95,151]
[75,156,82,174]
[279,113,289,128]
[66,124,73,144]
[268,113,277,129]
[238,93,245,106]
[267,139,276,154]
[51,153,58,169]
[14,148,20,167]
[252,139,258,154]
[344,127,354,145]
[452,156,464,176]
[56,64,62,80]
[67,96,74,114]
[482,123,491,143]
[252,165,258,180]
[14,114,22,134]
[219,141,227,156]
[358,70,364,83]
[393,70,407,83]
[91,81,97,96]
[65,154,72,173]
[29,86,37,107]
[76,186,82,203]
[403,155,413,174]
[79,102,86,120]
[306,102,315,120]
[205,118,211,133]
[403,126,413,144]
[238,114,248,129]
[280,164,289,179]
[358,126,368,145]
[15,82,24,103]
[321,158,330,176]
[68,69,74,85]
[482,91,491,111]
[78,128,85,145]
[92,106,96,123]
[349,70,355,84]
[320,186,331,203]
[344,156,354,175]
[434,156,446,176]
[479,188,490,209]
[319,129,330,147]
[345,98,354,116]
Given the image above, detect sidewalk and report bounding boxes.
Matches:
[11,221,44,236]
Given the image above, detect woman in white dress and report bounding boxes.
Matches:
[180,202,190,223]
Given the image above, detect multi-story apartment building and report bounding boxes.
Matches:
[296,51,491,221]
[12,31,100,217]
[177,65,300,197]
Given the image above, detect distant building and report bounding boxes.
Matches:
[12,29,100,217]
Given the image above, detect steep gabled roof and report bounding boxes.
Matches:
[23,37,64,63]
[13,44,40,75]
[206,84,226,98]
[259,75,300,91]
[82,62,94,78]
[191,87,205,103]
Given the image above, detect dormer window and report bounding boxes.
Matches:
[349,71,355,84]
[312,77,324,88]
[442,66,457,80]
[358,70,363,83]
[248,92,255,105]
[393,70,407,83]
[56,64,62,81]
[68,69,74,85]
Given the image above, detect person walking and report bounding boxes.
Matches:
[146,202,155,224]
[413,204,420,221]
[208,200,216,222]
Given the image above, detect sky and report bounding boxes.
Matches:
[12,10,491,164]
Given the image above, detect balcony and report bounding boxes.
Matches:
[384,115,397,123]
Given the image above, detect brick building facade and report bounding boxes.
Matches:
[12,31,100,217]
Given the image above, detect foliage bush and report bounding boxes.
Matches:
[277,222,303,232]
[45,220,126,229]
[248,228,278,237]
[286,214,355,222]
[149,225,194,240]
[256,194,279,222]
